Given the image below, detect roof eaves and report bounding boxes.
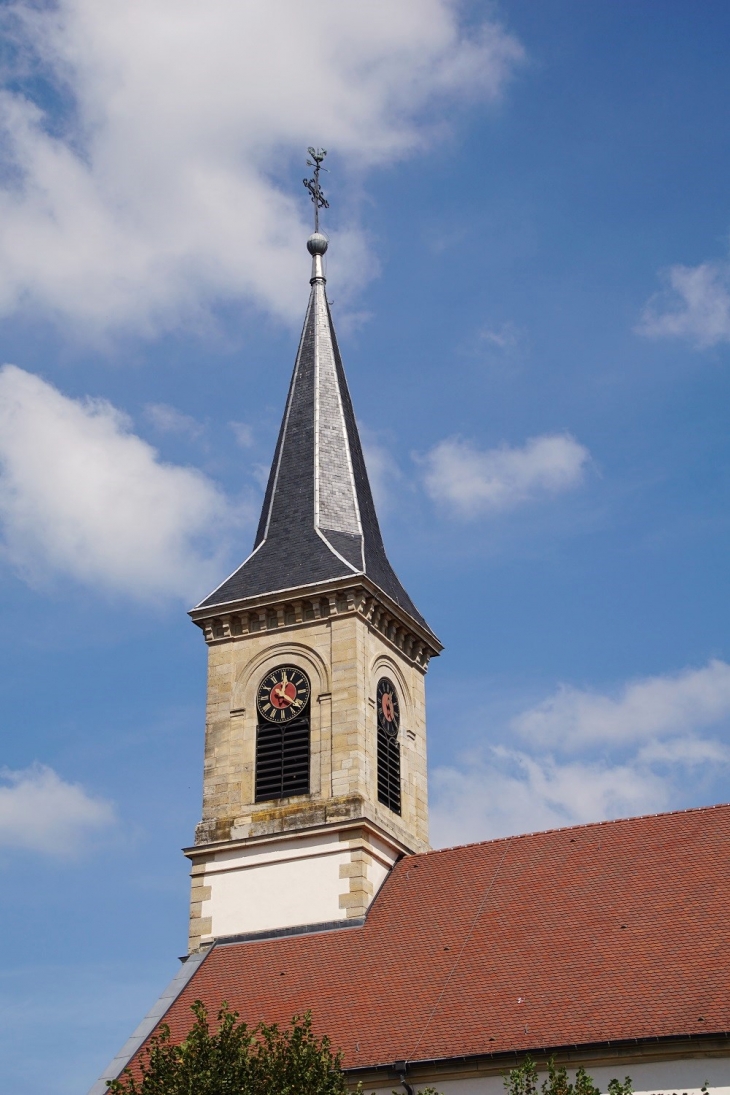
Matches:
[188,572,366,621]
[343,1030,730,1081]
[192,539,267,611]
[188,573,442,653]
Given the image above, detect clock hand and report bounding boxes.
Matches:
[273,682,294,705]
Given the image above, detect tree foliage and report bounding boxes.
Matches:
[504,1056,633,1095]
[107,1001,353,1095]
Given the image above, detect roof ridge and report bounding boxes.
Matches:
[419,799,730,859]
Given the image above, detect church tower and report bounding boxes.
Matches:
[185,167,441,950]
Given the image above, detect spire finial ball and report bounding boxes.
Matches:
[307,232,329,256]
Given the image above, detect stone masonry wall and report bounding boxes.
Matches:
[195,596,430,856]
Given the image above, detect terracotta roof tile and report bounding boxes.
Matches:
[131,804,730,1071]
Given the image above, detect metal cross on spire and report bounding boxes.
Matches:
[303,147,329,233]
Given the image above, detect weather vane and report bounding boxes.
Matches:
[303,147,329,233]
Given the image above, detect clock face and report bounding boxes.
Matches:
[377,677,400,738]
[257,665,310,723]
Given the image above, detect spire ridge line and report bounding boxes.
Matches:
[193,149,435,641]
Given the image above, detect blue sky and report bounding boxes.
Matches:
[1,2,730,1091]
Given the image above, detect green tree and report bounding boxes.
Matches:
[504,1056,633,1095]
[108,1002,353,1095]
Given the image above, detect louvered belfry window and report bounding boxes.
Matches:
[255,666,311,802]
[376,676,401,815]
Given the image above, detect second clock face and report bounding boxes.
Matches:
[377,676,400,738]
[257,665,310,723]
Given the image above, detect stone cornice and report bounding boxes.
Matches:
[188,576,442,671]
[183,813,414,862]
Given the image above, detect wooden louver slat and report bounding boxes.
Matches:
[377,726,401,815]
[255,716,310,801]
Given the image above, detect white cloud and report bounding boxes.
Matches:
[430,659,730,847]
[0,1,523,337]
[514,659,730,749]
[0,364,236,599]
[636,735,730,766]
[229,422,255,449]
[144,403,203,439]
[430,748,668,846]
[479,326,517,350]
[637,259,730,347]
[361,429,402,513]
[0,764,115,856]
[469,322,522,354]
[422,433,589,516]
[251,463,271,491]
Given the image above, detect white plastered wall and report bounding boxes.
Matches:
[408,1058,730,1095]
[197,826,399,941]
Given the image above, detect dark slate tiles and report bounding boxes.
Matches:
[197,277,431,638]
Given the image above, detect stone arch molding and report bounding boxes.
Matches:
[370,653,413,715]
[232,640,330,713]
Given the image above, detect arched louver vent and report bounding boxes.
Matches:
[376,676,401,815]
[256,719,310,801]
[255,666,311,802]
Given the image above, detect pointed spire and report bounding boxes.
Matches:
[196,163,435,641]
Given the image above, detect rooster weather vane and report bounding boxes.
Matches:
[303,147,329,233]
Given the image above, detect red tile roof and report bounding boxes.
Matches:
[134,804,730,1071]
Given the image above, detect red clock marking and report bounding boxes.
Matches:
[381,692,395,723]
[270,681,297,709]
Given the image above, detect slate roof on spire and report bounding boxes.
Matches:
[196,235,433,638]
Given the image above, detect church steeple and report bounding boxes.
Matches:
[185,155,441,952]
[196,228,431,635]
